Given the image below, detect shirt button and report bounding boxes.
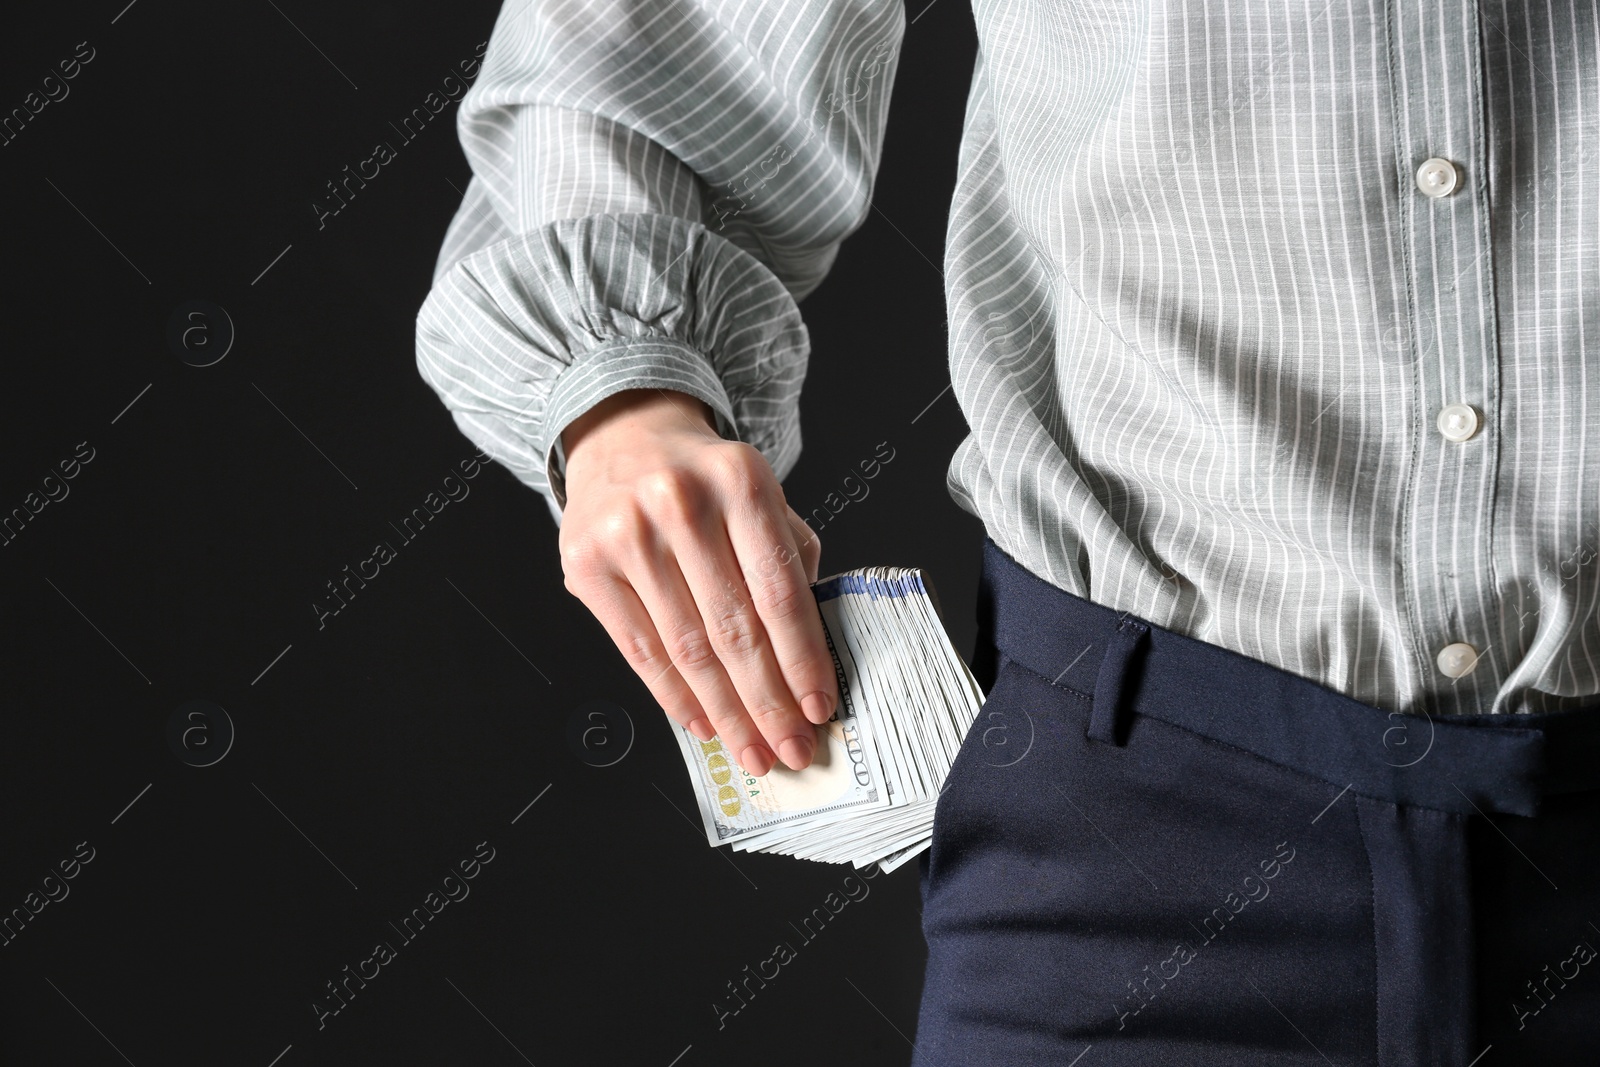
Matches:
[1416,157,1461,198]
[1437,402,1480,441]
[1436,642,1481,678]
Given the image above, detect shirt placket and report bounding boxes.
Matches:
[1388,0,1503,716]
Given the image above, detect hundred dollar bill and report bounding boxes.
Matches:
[671,598,891,844]
[671,565,986,871]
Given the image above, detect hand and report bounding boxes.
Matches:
[557,388,838,776]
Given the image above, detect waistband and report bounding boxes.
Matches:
[975,536,1600,817]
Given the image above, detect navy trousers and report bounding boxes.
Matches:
[914,537,1600,1066]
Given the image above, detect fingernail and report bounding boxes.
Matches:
[740,745,774,777]
[801,691,835,725]
[777,733,815,771]
[687,719,715,741]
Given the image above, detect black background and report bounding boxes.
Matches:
[0,1,983,1064]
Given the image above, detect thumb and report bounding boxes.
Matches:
[783,506,821,585]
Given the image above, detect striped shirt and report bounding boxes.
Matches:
[414,0,1600,718]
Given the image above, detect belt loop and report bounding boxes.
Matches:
[1087,618,1150,745]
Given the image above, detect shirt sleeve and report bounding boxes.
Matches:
[414,0,905,525]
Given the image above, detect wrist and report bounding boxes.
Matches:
[562,388,718,468]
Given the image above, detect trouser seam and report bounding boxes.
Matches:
[1354,799,1385,1067]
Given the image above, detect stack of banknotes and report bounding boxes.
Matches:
[673,566,986,874]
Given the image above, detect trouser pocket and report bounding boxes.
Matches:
[916,656,1400,1065]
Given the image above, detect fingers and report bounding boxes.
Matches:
[727,495,838,734]
[628,542,799,776]
[782,504,822,585]
[575,575,716,742]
